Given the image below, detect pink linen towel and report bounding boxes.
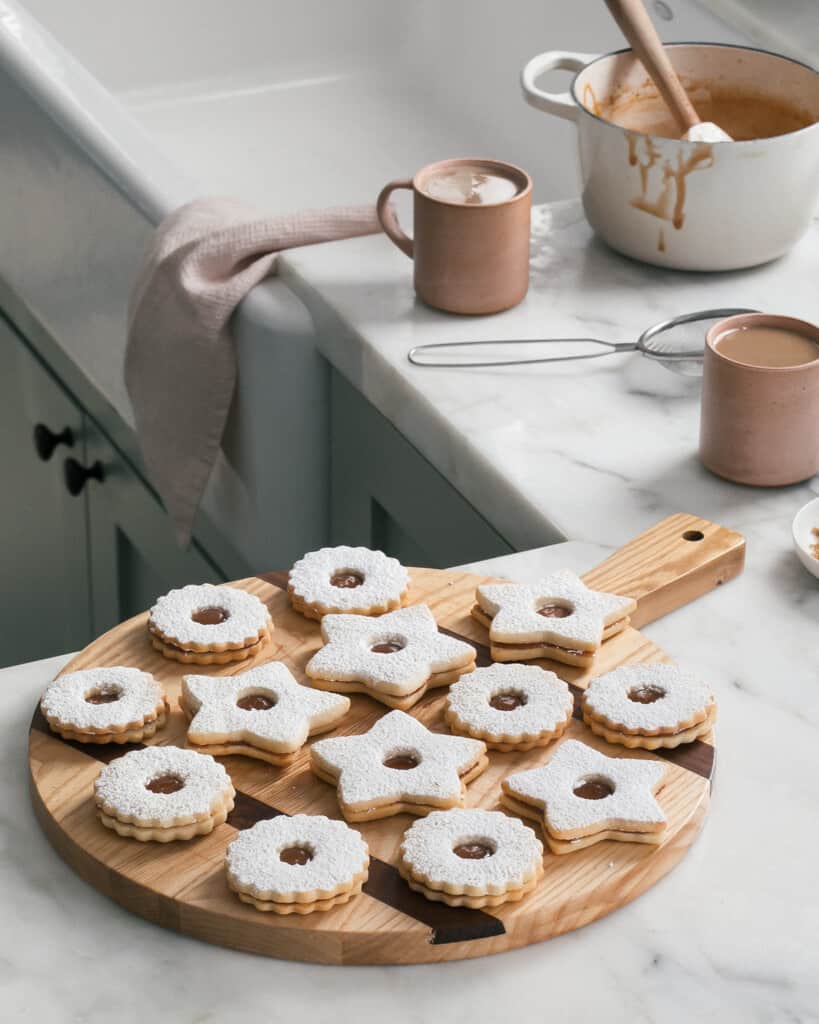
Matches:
[125,197,383,547]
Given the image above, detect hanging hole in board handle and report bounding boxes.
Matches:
[682,530,705,542]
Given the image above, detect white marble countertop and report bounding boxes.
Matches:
[4,531,819,1023]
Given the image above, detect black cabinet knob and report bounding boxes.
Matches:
[64,457,104,496]
[34,423,74,461]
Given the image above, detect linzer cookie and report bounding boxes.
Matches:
[306,604,476,709]
[581,663,716,749]
[502,739,667,854]
[94,745,235,842]
[445,663,573,751]
[472,569,636,667]
[398,808,544,908]
[180,662,350,765]
[288,545,409,620]
[226,815,369,915]
[40,666,168,744]
[310,709,487,822]
[148,583,272,664]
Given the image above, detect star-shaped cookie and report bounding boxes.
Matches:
[180,662,350,766]
[473,569,636,667]
[305,604,476,709]
[310,709,488,821]
[502,739,667,854]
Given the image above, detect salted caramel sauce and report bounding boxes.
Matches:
[85,686,122,705]
[489,691,527,711]
[628,685,666,705]
[146,773,185,795]
[537,604,572,619]
[191,606,229,625]
[370,640,404,654]
[383,752,420,770]
[573,775,615,800]
[453,841,495,859]
[714,326,819,368]
[330,571,364,589]
[279,845,313,865]
[236,693,276,711]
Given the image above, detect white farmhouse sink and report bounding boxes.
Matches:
[0,0,751,568]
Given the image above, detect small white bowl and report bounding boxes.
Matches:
[792,496,819,579]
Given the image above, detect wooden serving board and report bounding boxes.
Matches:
[28,513,744,964]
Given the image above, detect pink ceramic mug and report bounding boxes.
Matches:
[700,313,819,486]
[376,158,532,315]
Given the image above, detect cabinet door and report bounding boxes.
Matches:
[0,315,91,666]
[330,372,514,567]
[83,418,226,635]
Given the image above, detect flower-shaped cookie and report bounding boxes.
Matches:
[94,745,235,842]
[226,815,370,915]
[581,663,716,749]
[472,569,636,667]
[288,545,410,620]
[502,739,667,854]
[310,709,488,821]
[40,666,168,744]
[181,662,351,765]
[445,663,574,751]
[148,583,273,665]
[398,808,544,908]
[306,604,476,709]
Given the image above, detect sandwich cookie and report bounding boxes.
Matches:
[226,815,369,914]
[288,545,409,620]
[181,662,350,765]
[306,604,476,710]
[310,709,488,822]
[398,808,544,908]
[445,663,574,751]
[94,745,235,842]
[472,569,636,668]
[40,666,168,744]
[502,739,667,854]
[581,663,716,749]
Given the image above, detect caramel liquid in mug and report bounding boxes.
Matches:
[421,166,519,205]
[714,325,819,368]
[598,87,815,140]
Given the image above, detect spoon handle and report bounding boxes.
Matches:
[604,0,700,133]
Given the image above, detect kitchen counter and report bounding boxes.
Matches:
[5,532,818,1022]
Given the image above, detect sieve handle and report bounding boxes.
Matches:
[408,337,635,368]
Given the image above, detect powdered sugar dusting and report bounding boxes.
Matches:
[476,569,635,647]
[584,664,715,731]
[183,662,349,750]
[400,808,543,890]
[149,584,269,647]
[226,815,368,897]
[41,667,164,731]
[307,605,475,696]
[289,546,408,611]
[446,664,573,741]
[311,709,485,807]
[504,739,667,833]
[94,746,233,823]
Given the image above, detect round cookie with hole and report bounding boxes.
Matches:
[288,545,410,620]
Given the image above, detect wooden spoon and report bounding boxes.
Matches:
[604,0,732,141]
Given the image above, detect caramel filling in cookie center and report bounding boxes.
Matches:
[537,603,573,619]
[489,690,528,711]
[84,686,122,705]
[279,845,314,865]
[145,773,186,795]
[627,685,666,704]
[370,639,405,654]
[383,751,420,770]
[330,571,365,589]
[573,774,615,800]
[191,606,230,625]
[236,692,277,711]
[453,839,496,860]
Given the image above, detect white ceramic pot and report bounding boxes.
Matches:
[520,44,819,271]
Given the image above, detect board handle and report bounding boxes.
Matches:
[581,513,745,629]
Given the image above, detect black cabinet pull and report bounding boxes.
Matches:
[34,423,74,461]
[64,457,104,496]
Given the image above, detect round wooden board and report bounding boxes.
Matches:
[28,565,714,964]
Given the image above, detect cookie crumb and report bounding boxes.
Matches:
[810,526,819,561]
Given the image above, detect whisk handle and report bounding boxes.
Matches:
[408,337,633,368]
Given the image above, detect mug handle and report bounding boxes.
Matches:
[520,51,600,121]
[377,179,414,258]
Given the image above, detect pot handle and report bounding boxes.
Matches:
[520,51,600,121]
